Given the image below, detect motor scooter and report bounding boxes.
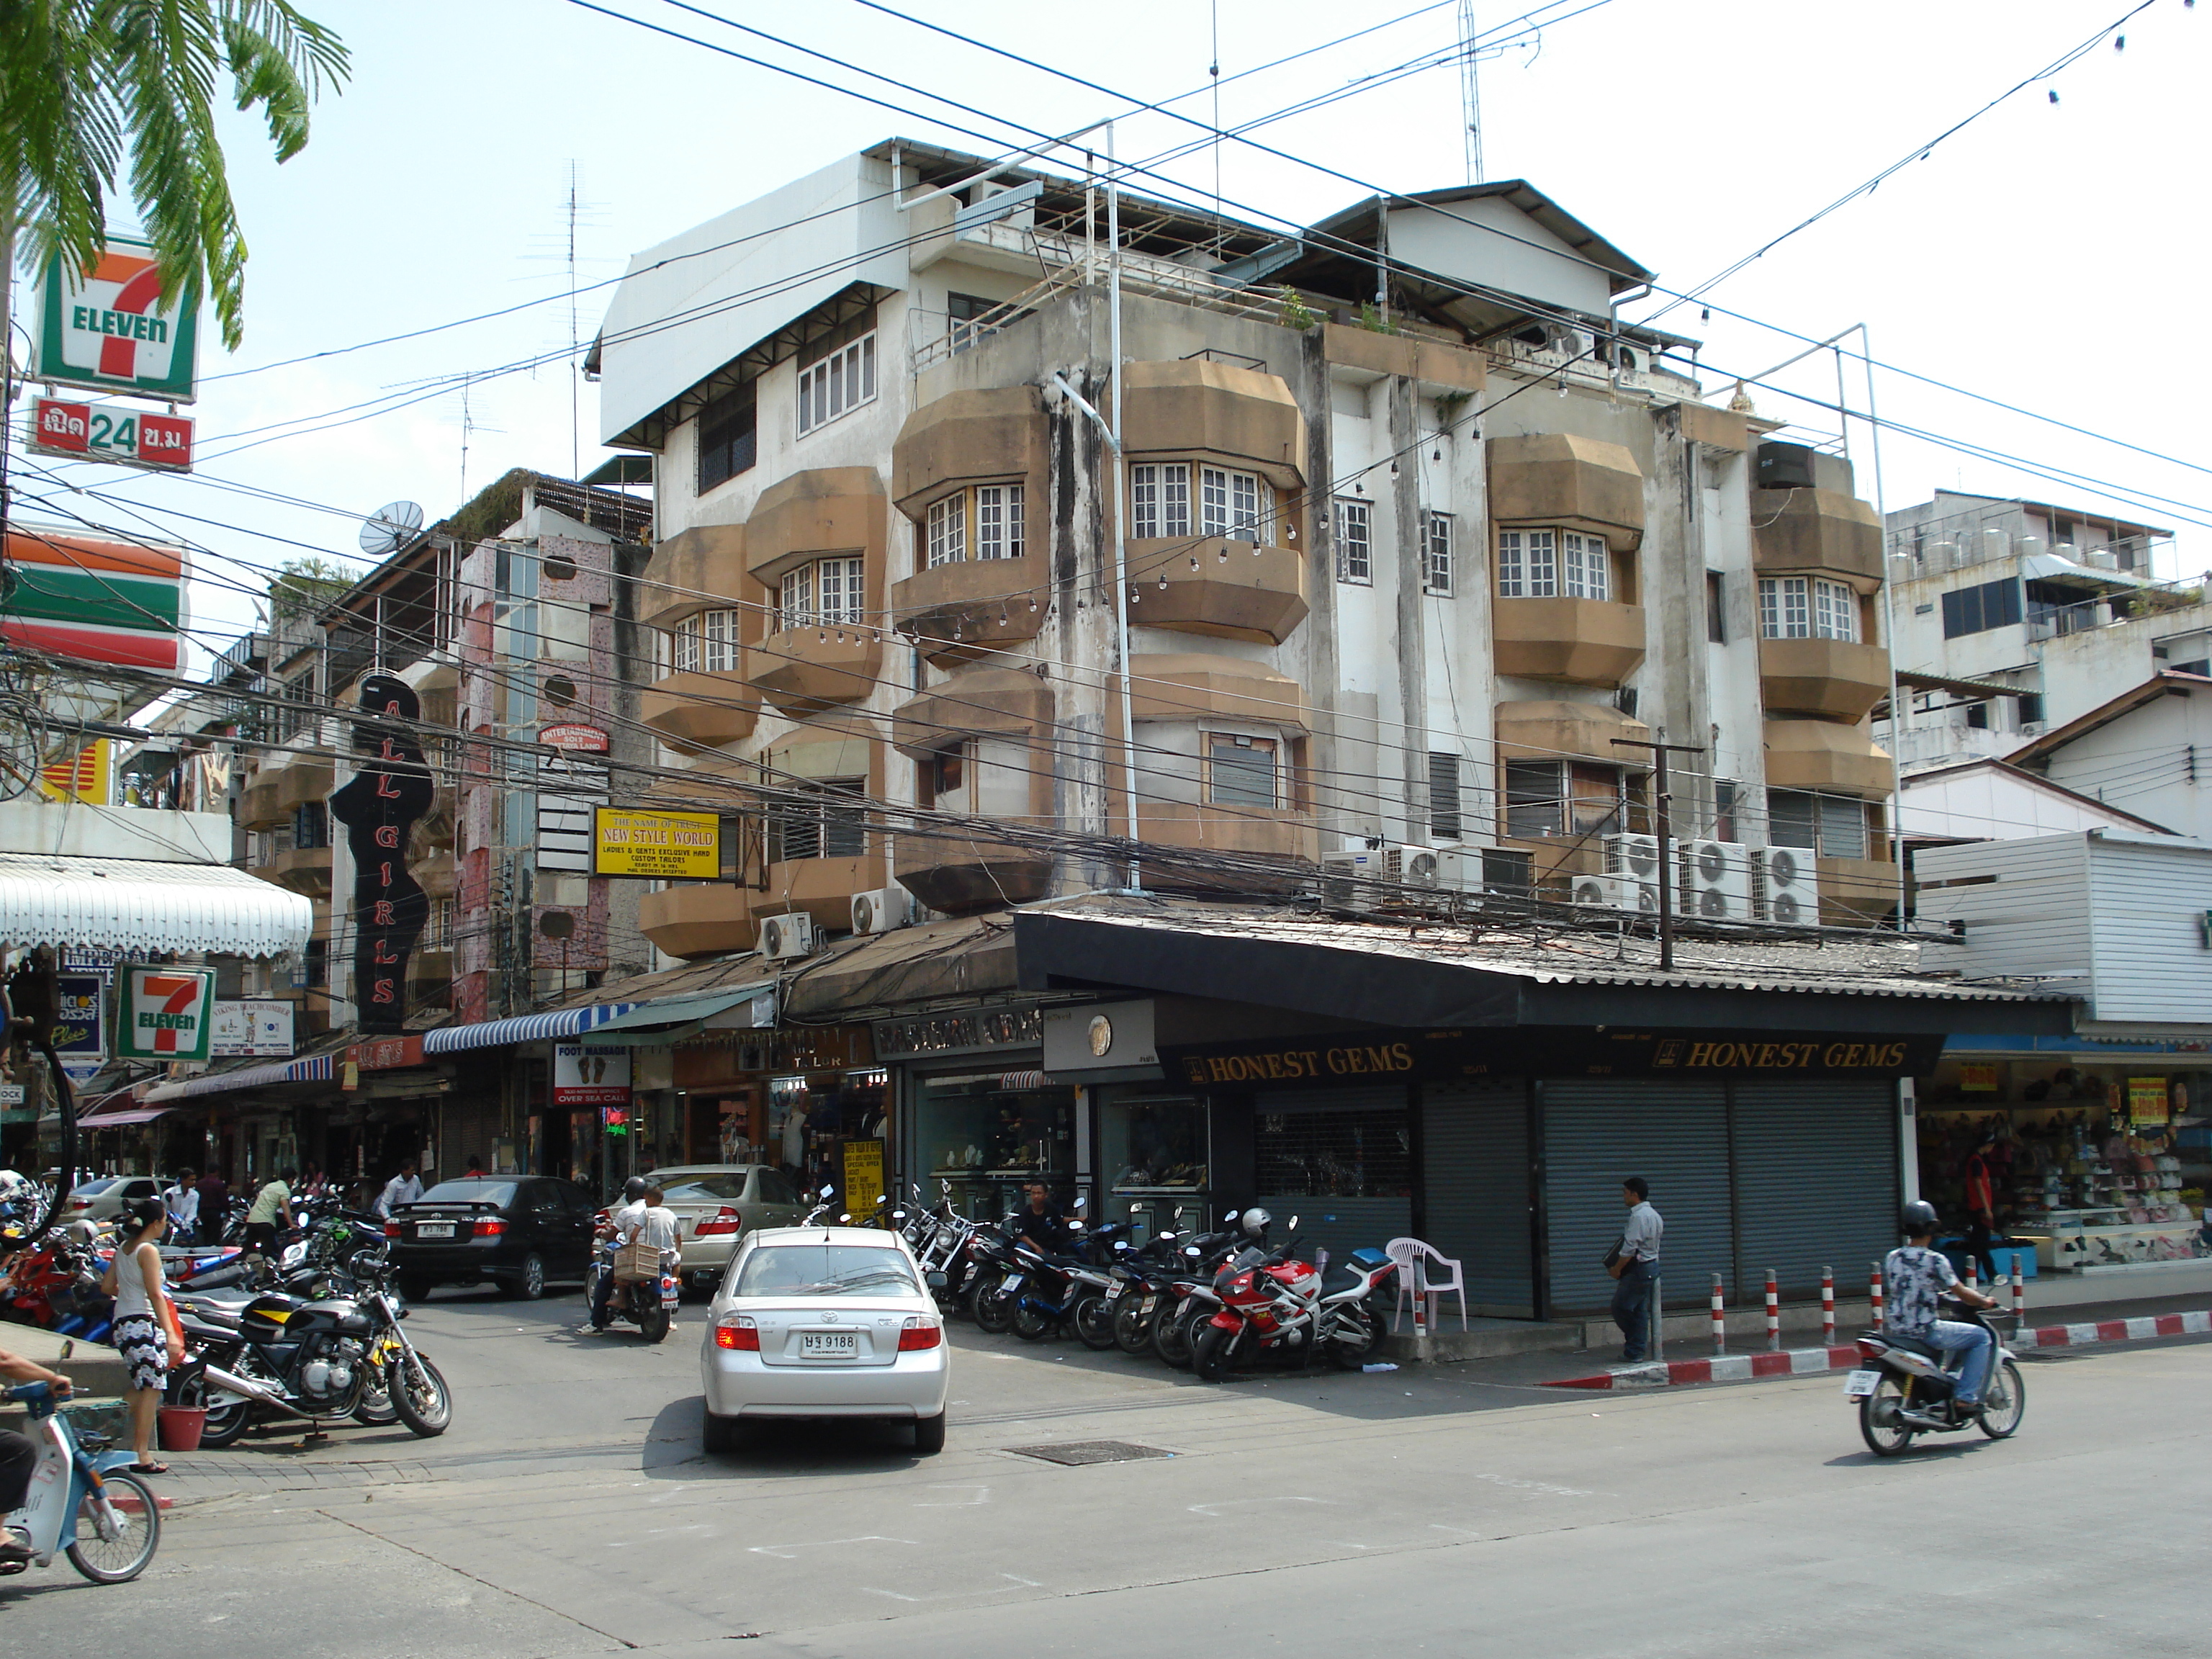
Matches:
[1,1377,160,1583]
[1845,1298,2027,1455]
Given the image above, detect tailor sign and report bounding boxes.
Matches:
[593,807,719,878]
[119,967,216,1062]
[30,236,199,402]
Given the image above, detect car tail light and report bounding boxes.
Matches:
[898,1316,943,1351]
[695,1206,742,1238]
[383,1220,401,1238]
[68,1197,91,1210]
[715,1315,759,1350]
[592,1209,609,1228]
[470,1218,505,1238]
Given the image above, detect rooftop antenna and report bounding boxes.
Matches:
[1210,0,1223,246]
[1459,0,1485,184]
[566,161,581,482]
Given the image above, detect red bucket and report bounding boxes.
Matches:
[157,1405,207,1453]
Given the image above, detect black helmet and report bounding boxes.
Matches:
[1902,1199,1940,1236]
[623,1177,648,1202]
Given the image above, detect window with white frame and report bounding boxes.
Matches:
[1335,498,1371,584]
[775,558,866,631]
[796,333,876,434]
[670,608,742,674]
[1423,511,1454,595]
[926,485,1025,568]
[1498,528,1609,600]
[1758,576,1859,641]
[1207,732,1278,808]
[1130,462,1192,539]
[1200,467,1266,540]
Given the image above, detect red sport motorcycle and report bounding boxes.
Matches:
[1192,1209,1394,1381]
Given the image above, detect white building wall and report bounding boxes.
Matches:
[1912,834,2094,987]
[2038,689,2212,840]
[2085,836,2212,1024]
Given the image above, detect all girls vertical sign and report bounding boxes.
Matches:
[331,674,433,1033]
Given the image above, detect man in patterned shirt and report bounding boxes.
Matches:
[1885,1200,1997,1416]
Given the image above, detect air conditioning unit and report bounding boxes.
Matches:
[1319,845,1439,906]
[1604,832,1664,881]
[1570,873,1660,913]
[758,912,817,961]
[850,887,911,936]
[1678,839,1754,922]
[1753,845,1820,925]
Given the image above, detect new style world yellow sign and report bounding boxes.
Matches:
[593,808,719,878]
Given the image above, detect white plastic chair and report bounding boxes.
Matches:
[1385,1236,1468,1333]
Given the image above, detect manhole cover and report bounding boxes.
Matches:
[1002,1440,1173,1466]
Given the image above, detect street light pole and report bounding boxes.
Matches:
[1611,731,1705,972]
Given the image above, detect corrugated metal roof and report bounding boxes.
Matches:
[0,851,313,958]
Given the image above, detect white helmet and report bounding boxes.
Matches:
[1240,1207,1272,1238]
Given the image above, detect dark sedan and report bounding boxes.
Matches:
[384,1177,596,1300]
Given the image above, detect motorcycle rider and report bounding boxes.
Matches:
[1885,1200,1998,1422]
[586,1177,649,1333]
[0,1344,75,1564]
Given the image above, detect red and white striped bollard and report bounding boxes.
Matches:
[1821,1266,1835,1345]
[1764,1267,1780,1351]
[1869,1261,1884,1328]
[1711,1272,1726,1354]
[2011,1266,2028,1323]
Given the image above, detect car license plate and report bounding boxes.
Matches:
[415,1222,454,1239]
[1843,1369,1881,1399]
[1106,1281,1125,1300]
[801,1331,856,1358]
[1001,1273,1025,1292]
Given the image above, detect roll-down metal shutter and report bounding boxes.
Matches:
[1252,1087,1412,1267]
[1730,1081,1897,1299]
[1544,1082,1730,1316]
[1421,1082,1532,1316]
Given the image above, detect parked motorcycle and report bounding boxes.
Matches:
[1846,1300,2026,1455]
[173,1255,449,1443]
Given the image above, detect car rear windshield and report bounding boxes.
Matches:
[734,1245,918,1298]
[655,1174,747,1203]
[415,1180,517,1207]
[74,1177,120,1195]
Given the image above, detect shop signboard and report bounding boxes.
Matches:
[1041,999,1158,1075]
[118,966,216,1061]
[1159,1026,1948,1089]
[210,999,295,1058]
[0,1084,31,1125]
[552,1042,630,1107]
[29,395,194,471]
[2128,1076,2170,1126]
[53,973,105,1069]
[329,675,434,1033]
[1,528,187,672]
[593,807,719,878]
[30,235,199,401]
[842,1138,886,1213]
[1959,1064,1999,1093]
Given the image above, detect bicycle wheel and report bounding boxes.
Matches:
[1977,1359,2026,1439]
[67,1470,161,1583]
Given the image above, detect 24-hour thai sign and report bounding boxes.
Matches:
[120,967,216,1062]
[30,395,194,471]
[30,236,200,402]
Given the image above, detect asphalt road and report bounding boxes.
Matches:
[5,1282,2207,1657]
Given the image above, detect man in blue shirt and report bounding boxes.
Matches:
[1610,1177,1663,1362]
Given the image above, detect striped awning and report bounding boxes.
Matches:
[0,850,313,958]
[999,1070,1048,1089]
[142,1051,335,1103]
[423,1003,639,1056]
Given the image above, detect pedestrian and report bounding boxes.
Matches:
[162,1167,200,1246]
[0,1343,76,1563]
[297,1160,326,1197]
[242,1166,296,1255]
[464,1152,486,1179]
[375,1158,423,1218]
[195,1166,228,1223]
[1009,1181,1064,1251]
[1961,1136,1999,1283]
[99,1197,182,1475]
[1608,1176,1663,1363]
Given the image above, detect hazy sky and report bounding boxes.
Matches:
[13,0,2207,673]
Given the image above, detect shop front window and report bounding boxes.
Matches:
[1255,1105,1413,1200]
[912,1071,1076,1220]
[1102,1093,1208,1237]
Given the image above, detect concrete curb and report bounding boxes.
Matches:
[1542,1307,2212,1390]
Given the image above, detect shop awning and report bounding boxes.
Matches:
[75,1105,175,1127]
[580,984,776,1048]
[422,1003,639,1056]
[143,1052,336,1103]
[0,850,313,958]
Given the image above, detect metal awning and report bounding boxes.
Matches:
[580,984,776,1048]
[422,1003,639,1056]
[0,850,313,958]
[143,1052,336,1102]
[76,1106,175,1127]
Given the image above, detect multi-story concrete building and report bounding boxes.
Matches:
[1879,490,2204,774]
[596,140,1903,943]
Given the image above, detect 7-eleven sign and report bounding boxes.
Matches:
[31,235,200,403]
[120,967,217,1061]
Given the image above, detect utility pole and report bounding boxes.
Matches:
[1611,731,1704,972]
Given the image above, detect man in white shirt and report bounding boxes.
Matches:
[163,1169,201,1245]
[375,1159,423,1220]
[588,1177,650,1332]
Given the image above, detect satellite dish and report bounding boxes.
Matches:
[359,500,426,559]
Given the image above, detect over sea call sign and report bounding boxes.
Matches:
[330,675,433,1034]
[1160,1027,1947,1087]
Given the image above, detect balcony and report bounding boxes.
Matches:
[1817,855,1899,927]
[747,629,885,715]
[893,670,1052,760]
[1752,488,1882,584]
[238,773,286,831]
[641,884,755,960]
[1123,359,1305,488]
[1758,637,1892,721]
[889,554,1049,668]
[895,820,1053,915]
[1136,802,1316,894]
[892,387,1046,511]
[1763,719,1892,798]
[1493,596,1647,686]
[639,521,747,631]
[1128,537,1308,644]
[1125,653,1306,729]
[406,950,453,1004]
[1493,698,1649,763]
[264,845,332,899]
[745,467,886,588]
[642,668,761,751]
[1321,323,1487,392]
[415,850,457,903]
[1488,433,1645,548]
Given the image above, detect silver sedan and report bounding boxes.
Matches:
[698,1226,949,1455]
